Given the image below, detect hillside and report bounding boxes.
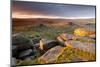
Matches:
[12,18,95,26]
[12,18,96,66]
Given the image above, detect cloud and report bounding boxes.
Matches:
[12,1,95,18]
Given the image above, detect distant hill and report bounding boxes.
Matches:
[12,18,95,27]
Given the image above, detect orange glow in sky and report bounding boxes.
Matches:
[12,12,94,19]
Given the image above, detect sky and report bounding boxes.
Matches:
[12,1,96,19]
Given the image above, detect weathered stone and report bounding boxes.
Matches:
[12,34,33,46]
[38,46,64,63]
[19,49,33,58]
[34,40,64,51]
[61,33,74,40]
[66,41,95,54]
[12,34,33,50]
[88,34,96,39]
[12,34,34,59]
[24,56,36,61]
[24,57,32,61]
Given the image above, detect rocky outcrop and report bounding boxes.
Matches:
[12,34,34,59]
[34,40,64,51]
[65,41,95,54]
[12,34,64,61]
[12,32,96,65]
[38,46,64,64]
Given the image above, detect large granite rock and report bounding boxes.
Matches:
[12,34,34,59]
[12,34,33,46]
[38,46,64,64]
[12,34,33,50]
[34,40,64,51]
[65,41,95,54]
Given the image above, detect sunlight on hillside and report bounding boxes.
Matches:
[74,28,95,37]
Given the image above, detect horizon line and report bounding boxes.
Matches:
[12,15,95,19]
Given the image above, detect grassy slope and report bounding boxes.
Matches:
[13,23,78,40]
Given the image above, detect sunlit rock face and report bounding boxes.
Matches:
[38,46,64,64]
[74,28,95,37]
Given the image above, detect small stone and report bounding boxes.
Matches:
[19,49,33,58]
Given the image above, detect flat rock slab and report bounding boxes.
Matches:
[69,41,95,54]
[39,46,64,64]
